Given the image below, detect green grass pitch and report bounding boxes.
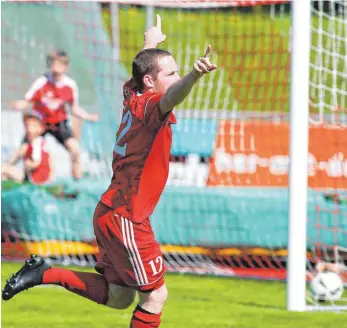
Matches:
[2,262,347,328]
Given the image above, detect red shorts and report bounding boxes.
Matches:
[93,202,165,292]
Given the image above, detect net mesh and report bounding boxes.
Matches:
[1,1,127,178]
[1,0,346,309]
[310,0,347,126]
[305,0,347,309]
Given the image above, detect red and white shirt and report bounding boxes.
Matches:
[24,137,51,185]
[25,73,79,124]
[101,79,176,223]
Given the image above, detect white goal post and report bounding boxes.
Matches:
[287,0,311,312]
[288,0,346,312]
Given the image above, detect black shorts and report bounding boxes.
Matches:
[23,120,73,146]
[24,172,29,182]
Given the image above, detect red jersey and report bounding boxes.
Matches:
[24,137,51,185]
[101,79,176,223]
[25,73,79,124]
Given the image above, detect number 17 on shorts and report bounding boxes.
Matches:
[94,204,166,291]
[120,216,165,289]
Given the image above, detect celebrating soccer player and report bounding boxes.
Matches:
[11,50,99,180]
[2,15,217,328]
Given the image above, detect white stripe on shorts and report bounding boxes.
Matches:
[121,216,143,285]
[127,219,148,284]
[121,217,149,285]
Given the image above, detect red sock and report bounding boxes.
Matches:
[130,306,161,328]
[42,267,108,304]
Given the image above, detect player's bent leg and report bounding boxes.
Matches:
[93,207,167,326]
[137,283,168,314]
[64,137,82,180]
[42,264,109,304]
[2,255,110,305]
[1,164,25,183]
[130,281,168,328]
[71,116,83,140]
[106,284,136,309]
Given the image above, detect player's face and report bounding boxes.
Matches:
[153,56,180,93]
[24,119,44,141]
[50,59,68,77]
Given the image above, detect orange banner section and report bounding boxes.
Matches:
[207,121,347,188]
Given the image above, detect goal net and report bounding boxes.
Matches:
[1,0,346,310]
[305,0,347,310]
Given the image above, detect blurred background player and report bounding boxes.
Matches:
[2,113,54,185]
[11,49,99,180]
[2,14,217,328]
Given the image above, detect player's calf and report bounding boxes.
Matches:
[64,137,82,179]
[65,137,80,161]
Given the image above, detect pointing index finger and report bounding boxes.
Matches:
[156,14,161,30]
[204,45,212,58]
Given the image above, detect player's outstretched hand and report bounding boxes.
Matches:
[88,113,99,122]
[144,14,166,47]
[10,100,28,111]
[193,45,217,76]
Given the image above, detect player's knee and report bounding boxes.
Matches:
[71,151,80,163]
[65,138,80,161]
[152,284,168,306]
[106,285,136,310]
[141,283,168,312]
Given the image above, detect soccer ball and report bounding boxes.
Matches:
[310,272,344,301]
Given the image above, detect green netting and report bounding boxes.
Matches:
[1,2,128,154]
[2,183,346,249]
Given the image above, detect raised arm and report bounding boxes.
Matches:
[70,80,99,122]
[12,76,46,112]
[159,45,217,115]
[71,104,99,122]
[142,14,166,50]
[11,100,30,111]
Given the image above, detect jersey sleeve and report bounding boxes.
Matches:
[142,93,170,130]
[24,76,46,102]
